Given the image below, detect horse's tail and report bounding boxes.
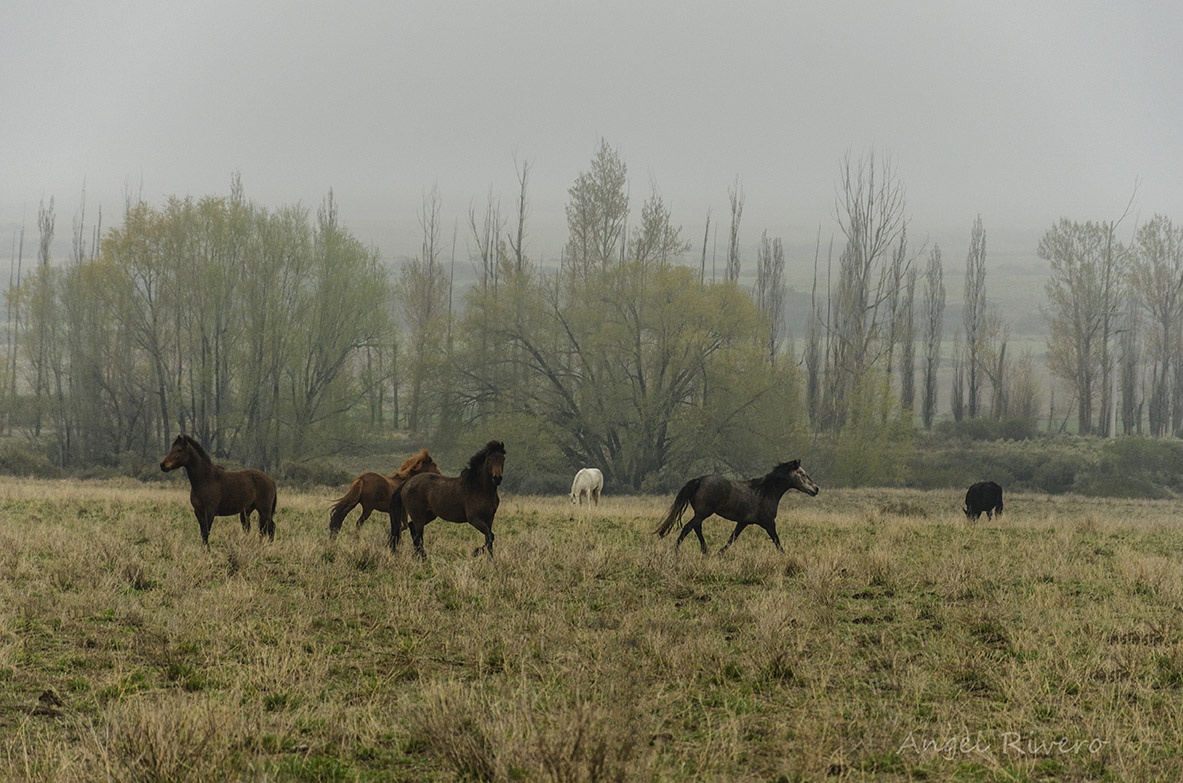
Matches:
[328,478,364,536]
[389,482,409,553]
[655,478,700,537]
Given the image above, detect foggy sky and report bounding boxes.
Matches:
[3,0,1181,290]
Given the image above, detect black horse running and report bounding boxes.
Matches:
[655,460,820,554]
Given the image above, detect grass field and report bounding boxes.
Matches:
[1,476,1181,782]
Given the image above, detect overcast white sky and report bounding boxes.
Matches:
[2,0,1180,287]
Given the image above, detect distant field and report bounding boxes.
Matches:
[1,477,1181,781]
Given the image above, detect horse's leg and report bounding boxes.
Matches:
[409,517,429,560]
[692,520,708,554]
[468,518,495,558]
[675,513,709,554]
[760,521,785,553]
[240,510,250,533]
[329,504,352,538]
[197,511,213,549]
[388,512,401,553]
[718,521,751,554]
[355,506,373,531]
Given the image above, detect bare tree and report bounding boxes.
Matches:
[1129,214,1182,436]
[754,231,786,364]
[468,187,504,291]
[1118,296,1141,434]
[920,245,944,429]
[884,228,909,382]
[726,179,744,282]
[5,223,26,435]
[29,197,56,437]
[699,210,711,283]
[823,148,909,432]
[508,156,531,275]
[950,335,965,423]
[899,265,917,412]
[804,229,827,427]
[1040,219,1123,435]
[979,309,1011,420]
[397,186,450,433]
[1007,348,1045,428]
[962,215,988,418]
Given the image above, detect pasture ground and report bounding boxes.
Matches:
[0,477,1181,781]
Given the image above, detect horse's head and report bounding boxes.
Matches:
[780,459,820,496]
[485,441,506,486]
[159,435,191,472]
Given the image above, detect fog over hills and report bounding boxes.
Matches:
[3,1,1179,343]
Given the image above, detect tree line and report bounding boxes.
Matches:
[3,145,1181,488]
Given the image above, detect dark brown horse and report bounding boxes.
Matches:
[160,434,278,547]
[389,440,506,559]
[655,459,819,554]
[328,449,440,538]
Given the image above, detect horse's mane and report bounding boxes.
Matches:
[181,435,212,465]
[751,460,801,492]
[396,448,434,478]
[460,440,505,488]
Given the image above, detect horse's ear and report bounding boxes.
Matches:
[787,459,800,470]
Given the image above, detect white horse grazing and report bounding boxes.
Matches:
[569,467,604,506]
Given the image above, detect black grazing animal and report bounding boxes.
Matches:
[964,481,1003,522]
[655,460,820,554]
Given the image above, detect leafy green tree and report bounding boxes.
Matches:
[564,139,628,275]
[284,193,392,456]
[462,260,805,489]
[26,184,391,470]
[629,184,690,267]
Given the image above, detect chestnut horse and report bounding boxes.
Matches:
[655,459,819,554]
[327,449,440,538]
[389,440,505,559]
[159,434,277,547]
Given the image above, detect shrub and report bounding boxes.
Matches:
[0,439,61,478]
[282,459,352,488]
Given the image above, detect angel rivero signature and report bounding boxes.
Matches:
[898,731,1111,760]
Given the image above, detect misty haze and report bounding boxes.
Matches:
[3,4,1183,780]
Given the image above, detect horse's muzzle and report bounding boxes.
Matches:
[493,475,503,486]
